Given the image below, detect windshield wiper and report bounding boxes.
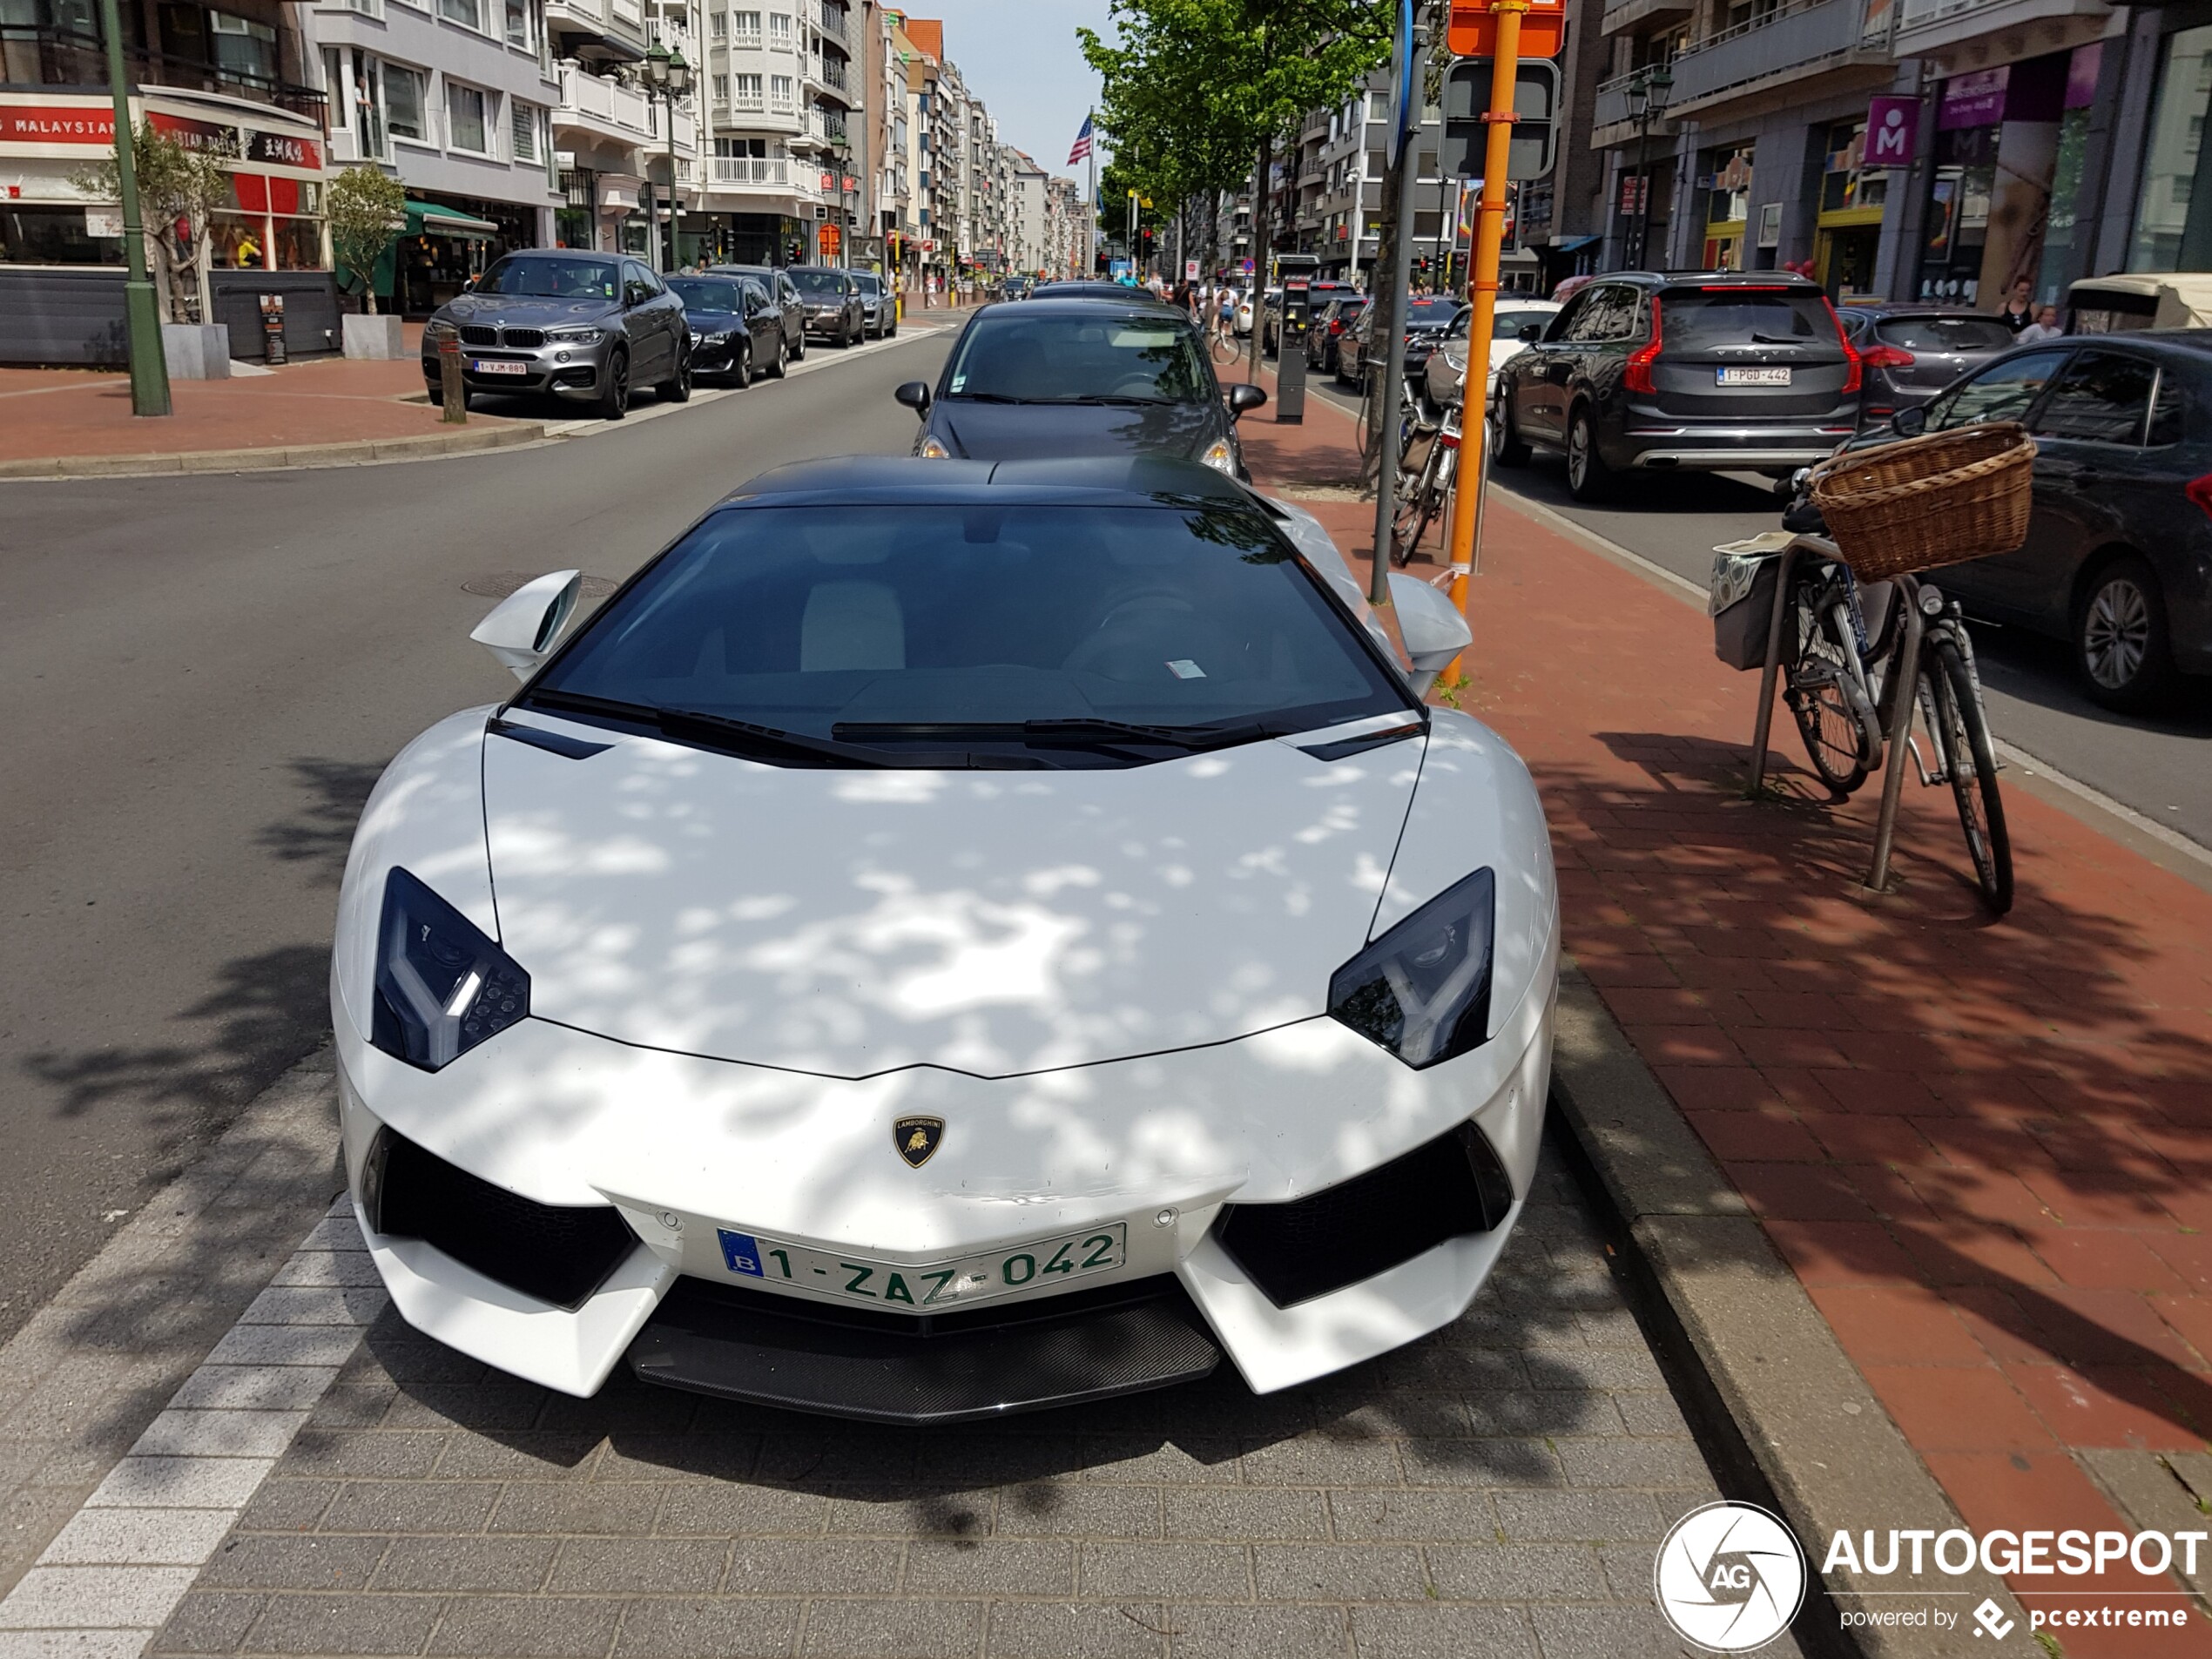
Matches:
[527,689,902,768]
[1750,332,1807,345]
[1028,395,1175,407]
[833,718,1281,753]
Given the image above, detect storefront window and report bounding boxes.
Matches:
[2131,24,2212,271]
[2038,44,2101,300]
[1919,72,1997,304]
[274,216,321,269]
[2,205,123,265]
[210,209,266,269]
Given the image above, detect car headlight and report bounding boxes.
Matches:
[369,867,530,1072]
[918,435,953,460]
[1199,438,1237,475]
[423,319,457,342]
[1327,868,1494,1069]
[698,330,730,346]
[543,326,604,345]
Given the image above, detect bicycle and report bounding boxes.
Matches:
[1210,321,1240,364]
[1391,388,1458,566]
[1768,538,2012,913]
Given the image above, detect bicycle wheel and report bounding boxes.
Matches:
[1211,330,1238,365]
[1354,371,1377,459]
[1784,584,1876,795]
[1924,635,2013,914]
[1392,442,1446,563]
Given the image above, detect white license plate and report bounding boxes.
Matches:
[716,1224,1128,1310]
[472,359,529,375]
[1717,366,1791,386]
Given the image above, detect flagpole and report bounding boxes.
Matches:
[1086,113,1096,278]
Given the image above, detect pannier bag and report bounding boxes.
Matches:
[1709,534,1793,671]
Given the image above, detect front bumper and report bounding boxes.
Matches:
[421,346,609,403]
[334,953,1556,1412]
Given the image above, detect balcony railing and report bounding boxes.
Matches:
[1897,0,2037,30]
[1593,70,1680,132]
[711,155,790,185]
[1667,0,1889,108]
[556,60,654,138]
[317,0,382,17]
[0,24,325,118]
[814,2,850,46]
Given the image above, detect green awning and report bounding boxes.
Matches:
[404,200,499,241]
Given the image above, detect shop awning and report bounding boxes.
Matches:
[405,200,499,241]
[1548,234,1601,252]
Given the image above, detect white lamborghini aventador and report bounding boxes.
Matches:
[332,455,1559,1422]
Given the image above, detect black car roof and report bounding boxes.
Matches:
[965,296,1197,324]
[716,455,1257,509]
[1033,281,1177,304]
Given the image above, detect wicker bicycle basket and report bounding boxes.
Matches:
[1806,421,2036,582]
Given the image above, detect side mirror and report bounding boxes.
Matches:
[470,570,582,682]
[1519,322,1543,342]
[1387,571,1474,698]
[894,380,933,415]
[1892,405,1928,438]
[1225,381,1268,419]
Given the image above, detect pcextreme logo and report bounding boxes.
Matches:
[1654,1501,1808,1652]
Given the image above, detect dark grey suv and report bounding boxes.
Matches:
[421,250,690,421]
[786,266,866,346]
[1491,271,1863,500]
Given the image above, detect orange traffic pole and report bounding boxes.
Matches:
[1441,0,1526,655]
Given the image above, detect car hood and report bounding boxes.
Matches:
[442,293,621,327]
[934,398,1220,462]
[482,720,1422,1079]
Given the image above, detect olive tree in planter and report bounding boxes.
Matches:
[327,164,407,359]
[72,122,238,375]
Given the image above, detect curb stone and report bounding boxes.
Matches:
[0,422,543,481]
[1548,964,2032,1657]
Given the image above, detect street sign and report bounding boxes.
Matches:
[1184,259,1199,280]
[1865,94,1919,166]
[1441,57,1559,181]
[1447,0,1564,58]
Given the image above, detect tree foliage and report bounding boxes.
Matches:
[327,165,407,315]
[71,122,236,322]
[1079,0,1392,239]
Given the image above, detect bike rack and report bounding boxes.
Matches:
[1744,534,1925,897]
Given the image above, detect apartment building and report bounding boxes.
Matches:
[307,0,563,310]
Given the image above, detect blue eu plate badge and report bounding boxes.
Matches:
[718,1230,765,1277]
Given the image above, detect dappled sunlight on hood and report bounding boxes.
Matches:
[482,731,1423,1079]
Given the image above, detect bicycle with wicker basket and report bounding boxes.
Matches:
[1713,421,2035,915]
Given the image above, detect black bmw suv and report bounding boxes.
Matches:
[1490,271,1864,501]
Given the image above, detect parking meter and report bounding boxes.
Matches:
[1275,276,1312,424]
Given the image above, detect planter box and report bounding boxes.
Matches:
[160,322,231,380]
[342,313,405,361]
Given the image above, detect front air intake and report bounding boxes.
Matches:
[1215,1120,1515,1308]
[363,1130,637,1311]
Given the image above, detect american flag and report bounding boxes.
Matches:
[1068,115,1094,165]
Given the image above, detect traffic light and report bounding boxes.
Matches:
[1440,57,1561,181]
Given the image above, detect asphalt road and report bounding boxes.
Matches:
[0,326,954,1342]
[1301,371,2212,853]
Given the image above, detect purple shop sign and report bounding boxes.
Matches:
[1939,67,2009,132]
[1865,95,1920,167]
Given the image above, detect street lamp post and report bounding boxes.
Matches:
[1624,64,1672,269]
[97,0,167,415]
[643,39,692,273]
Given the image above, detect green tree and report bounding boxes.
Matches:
[327,165,407,315]
[1079,0,1390,350]
[71,122,236,324]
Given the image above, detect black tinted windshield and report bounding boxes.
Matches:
[1408,299,1459,326]
[1878,316,2016,354]
[526,503,1407,764]
[474,255,618,300]
[670,278,743,312]
[1658,287,1838,350]
[788,269,846,298]
[946,315,1211,403]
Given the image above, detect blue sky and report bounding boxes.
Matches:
[915,0,1115,194]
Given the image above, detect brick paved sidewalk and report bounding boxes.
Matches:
[1242,388,2212,1655]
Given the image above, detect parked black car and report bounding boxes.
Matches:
[1035,280,1177,306]
[1263,280,1355,354]
[1305,295,1368,377]
[1491,271,1863,501]
[893,296,1267,476]
[1844,334,2212,711]
[1342,294,1461,388]
[1838,304,2016,427]
[708,264,807,362]
[668,273,789,387]
[786,266,867,346]
[421,250,689,421]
